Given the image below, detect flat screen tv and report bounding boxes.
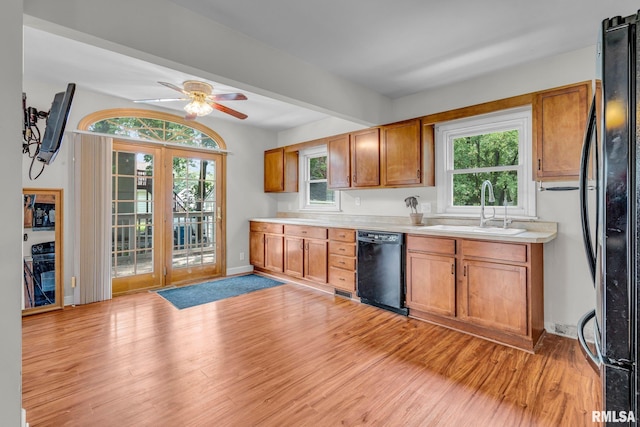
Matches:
[37,83,76,165]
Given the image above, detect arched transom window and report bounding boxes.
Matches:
[79,109,226,150]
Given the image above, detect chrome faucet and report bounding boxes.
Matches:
[479,180,496,227]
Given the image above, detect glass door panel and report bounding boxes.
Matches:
[166,149,223,285]
[111,142,163,294]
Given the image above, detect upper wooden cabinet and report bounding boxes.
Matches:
[350,128,381,188]
[327,128,381,189]
[533,81,590,181]
[264,148,298,193]
[327,134,351,189]
[381,119,422,187]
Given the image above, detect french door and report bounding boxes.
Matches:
[111,141,225,294]
[165,148,224,286]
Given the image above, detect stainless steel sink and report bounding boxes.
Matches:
[421,224,526,236]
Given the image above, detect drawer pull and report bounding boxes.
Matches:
[339,248,345,251]
[339,278,345,281]
[338,234,345,237]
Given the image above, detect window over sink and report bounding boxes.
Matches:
[299,145,341,211]
[436,107,536,217]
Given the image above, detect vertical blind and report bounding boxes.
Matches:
[74,133,112,303]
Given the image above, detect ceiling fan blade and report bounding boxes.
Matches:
[208,93,247,101]
[158,81,190,95]
[210,102,248,120]
[133,97,188,103]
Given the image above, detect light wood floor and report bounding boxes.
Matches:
[23,281,600,426]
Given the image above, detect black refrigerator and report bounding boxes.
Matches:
[577,12,640,423]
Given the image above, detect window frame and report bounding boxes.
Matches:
[298,145,340,212]
[435,107,536,218]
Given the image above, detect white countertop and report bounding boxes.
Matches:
[249,216,557,244]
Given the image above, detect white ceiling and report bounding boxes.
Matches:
[23,0,640,131]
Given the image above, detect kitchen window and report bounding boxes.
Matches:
[299,146,340,211]
[436,107,536,217]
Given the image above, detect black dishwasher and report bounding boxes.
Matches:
[356,230,407,315]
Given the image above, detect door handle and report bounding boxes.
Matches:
[217,207,222,221]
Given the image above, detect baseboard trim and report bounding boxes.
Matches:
[226,265,254,276]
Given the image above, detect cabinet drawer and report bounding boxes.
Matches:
[329,254,356,271]
[462,240,527,263]
[329,241,356,257]
[250,221,283,234]
[406,235,456,255]
[284,225,328,239]
[328,267,356,291]
[328,228,355,243]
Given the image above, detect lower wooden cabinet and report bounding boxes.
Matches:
[327,228,357,292]
[406,234,544,352]
[406,251,456,317]
[249,222,284,273]
[460,260,527,335]
[282,225,328,284]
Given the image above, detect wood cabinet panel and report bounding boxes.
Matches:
[249,231,265,268]
[328,228,355,243]
[284,225,328,240]
[462,240,527,263]
[264,148,298,192]
[284,236,304,278]
[250,222,284,234]
[264,234,284,273]
[329,241,356,257]
[406,235,455,255]
[461,260,528,335]
[533,81,590,181]
[406,252,456,317]
[381,119,422,186]
[327,134,351,189]
[328,267,356,292]
[304,239,328,283]
[329,254,356,270]
[351,128,380,187]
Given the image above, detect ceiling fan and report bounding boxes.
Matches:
[134,80,248,120]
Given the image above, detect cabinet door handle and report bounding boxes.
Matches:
[538,159,541,171]
[463,265,467,276]
[417,169,421,179]
[302,230,307,234]
[353,174,357,183]
[451,264,455,275]
[347,176,350,184]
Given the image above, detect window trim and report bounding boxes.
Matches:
[298,145,341,212]
[435,106,536,218]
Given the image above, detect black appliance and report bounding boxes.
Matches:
[577,12,640,422]
[23,241,56,307]
[356,230,407,315]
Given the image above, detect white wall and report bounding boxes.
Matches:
[1,0,24,423]
[22,77,278,300]
[275,46,598,337]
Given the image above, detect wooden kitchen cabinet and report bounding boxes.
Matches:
[328,129,380,189]
[327,134,351,189]
[328,228,357,292]
[406,234,544,352]
[406,235,456,317]
[351,128,380,187]
[264,147,298,192]
[284,225,328,284]
[249,222,284,273]
[461,259,527,335]
[533,81,590,181]
[381,119,422,187]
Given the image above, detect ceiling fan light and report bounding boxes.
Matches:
[184,100,213,116]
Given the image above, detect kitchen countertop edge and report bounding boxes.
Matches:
[249,217,557,244]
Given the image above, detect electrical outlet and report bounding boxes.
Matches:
[239,252,245,261]
[355,197,361,206]
[421,202,431,213]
